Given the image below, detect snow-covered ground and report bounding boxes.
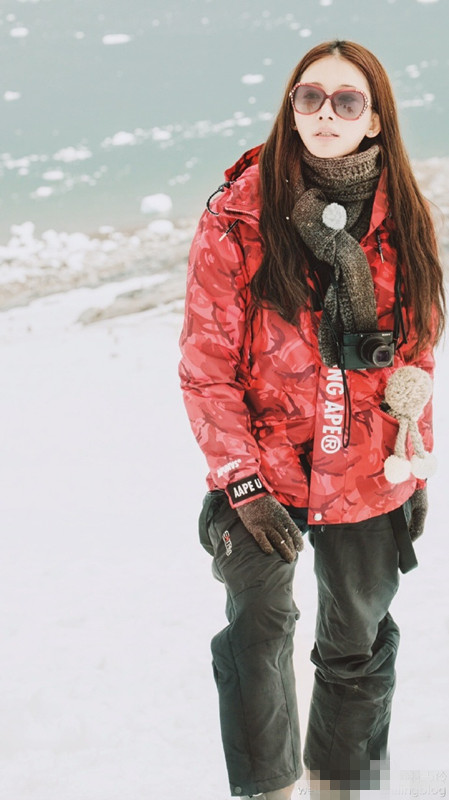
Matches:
[0,280,447,800]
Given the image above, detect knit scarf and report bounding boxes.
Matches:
[291,145,382,367]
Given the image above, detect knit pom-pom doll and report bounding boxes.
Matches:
[384,366,437,484]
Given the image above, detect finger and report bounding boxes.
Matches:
[278,543,296,564]
[283,519,305,552]
[251,528,274,555]
[291,530,304,552]
[269,529,297,562]
[282,549,296,564]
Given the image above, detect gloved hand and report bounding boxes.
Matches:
[408,486,428,541]
[236,494,304,563]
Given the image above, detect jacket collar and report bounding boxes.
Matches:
[212,145,389,233]
[365,169,389,237]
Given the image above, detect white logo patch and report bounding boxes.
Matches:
[320,368,344,454]
[222,530,232,556]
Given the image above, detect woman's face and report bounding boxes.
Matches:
[292,55,381,158]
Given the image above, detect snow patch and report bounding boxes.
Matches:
[102,34,132,45]
[53,146,92,163]
[399,94,435,108]
[241,74,264,85]
[406,64,421,78]
[4,91,21,102]
[101,131,137,148]
[168,173,191,186]
[236,116,252,127]
[3,155,31,171]
[42,170,65,182]
[31,186,54,199]
[152,127,172,142]
[147,220,174,236]
[9,27,29,37]
[140,194,173,215]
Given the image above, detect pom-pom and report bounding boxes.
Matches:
[410,452,437,480]
[384,367,433,421]
[322,203,347,231]
[384,454,411,484]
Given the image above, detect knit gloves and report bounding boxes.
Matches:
[236,495,304,563]
[408,487,428,542]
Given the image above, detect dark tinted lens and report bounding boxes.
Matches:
[332,90,365,119]
[293,85,325,114]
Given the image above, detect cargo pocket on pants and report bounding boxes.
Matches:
[198,490,228,556]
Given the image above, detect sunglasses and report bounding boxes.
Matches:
[289,83,371,121]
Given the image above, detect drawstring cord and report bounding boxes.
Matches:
[206,181,240,240]
[376,231,385,263]
[218,220,239,241]
[206,182,232,215]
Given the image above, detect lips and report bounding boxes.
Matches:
[315,130,339,137]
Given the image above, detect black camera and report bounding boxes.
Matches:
[341,330,396,370]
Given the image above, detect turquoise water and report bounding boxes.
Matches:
[0,0,448,238]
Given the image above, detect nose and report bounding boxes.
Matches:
[318,97,335,119]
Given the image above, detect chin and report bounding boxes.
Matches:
[306,141,359,159]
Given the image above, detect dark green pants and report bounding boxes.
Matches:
[304,515,400,790]
[199,491,402,796]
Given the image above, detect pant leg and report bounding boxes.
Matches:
[303,512,400,790]
[202,492,303,797]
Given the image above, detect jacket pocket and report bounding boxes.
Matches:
[198,490,227,556]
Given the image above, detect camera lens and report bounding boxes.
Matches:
[359,336,394,367]
[372,345,393,367]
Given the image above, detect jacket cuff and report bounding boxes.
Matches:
[226,473,268,508]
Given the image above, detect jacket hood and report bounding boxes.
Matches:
[223,144,263,182]
[206,145,263,222]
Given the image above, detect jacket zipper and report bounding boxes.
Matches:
[376,231,385,263]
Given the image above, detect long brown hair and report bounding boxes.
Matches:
[253,39,445,355]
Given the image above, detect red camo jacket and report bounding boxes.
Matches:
[179,145,434,526]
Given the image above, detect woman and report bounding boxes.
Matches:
[179,40,445,799]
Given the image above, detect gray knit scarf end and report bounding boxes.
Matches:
[291,145,382,367]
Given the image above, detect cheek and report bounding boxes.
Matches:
[293,113,311,137]
[341,119,371,143]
